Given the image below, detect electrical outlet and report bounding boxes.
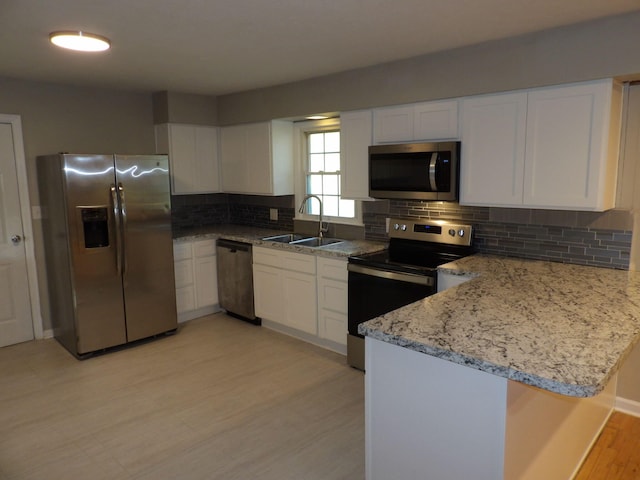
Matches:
[385,217,390,232]
[269,208,278,221]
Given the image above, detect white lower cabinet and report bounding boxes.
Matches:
[173,239,220,322]
[317,257,348,347]
[253,246,317,335]
[253,247,348,353]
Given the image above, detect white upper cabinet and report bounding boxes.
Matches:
[460,79,622,211]
[459,92,528,206]
[155,123,219,195]
[220,120,294,195]
[340,109,373,200]
[523,81,622,210]
[373,99,459,143]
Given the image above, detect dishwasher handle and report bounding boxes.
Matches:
[217,238,252,253]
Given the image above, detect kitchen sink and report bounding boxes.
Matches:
[289,237,344,247]
[261,233,309,243]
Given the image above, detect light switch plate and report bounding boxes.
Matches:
[270,208,278,221]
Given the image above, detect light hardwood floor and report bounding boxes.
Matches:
[0,314,364,480]
[575,411,640,480]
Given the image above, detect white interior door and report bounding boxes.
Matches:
[0,122,34,347]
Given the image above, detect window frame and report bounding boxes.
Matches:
[293,118,363,226]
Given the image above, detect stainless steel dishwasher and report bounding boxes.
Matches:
[216,239,260,324]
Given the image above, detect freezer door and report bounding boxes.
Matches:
[63,154,127,354]
[115,155,177,341]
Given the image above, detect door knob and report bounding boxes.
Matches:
[11,235,22,245]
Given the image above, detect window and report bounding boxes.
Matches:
[295,119,361,225]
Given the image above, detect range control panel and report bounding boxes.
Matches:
[388,217,473,246]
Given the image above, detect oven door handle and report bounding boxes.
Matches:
[348,264,434,287]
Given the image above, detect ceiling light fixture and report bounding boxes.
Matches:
[306,115,329,120]
[49,31,111,52]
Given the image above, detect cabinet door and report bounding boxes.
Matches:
[168,124,197,194]
[175,286,196,314]
[245,122,273,194]
[193,126,220,193]
[194,255,218,308]
[282,270,317,335]
[173,259,193,289]
[523,81,620,210]
[156,124,219,194]
[459,92,527,206]
[340,110,373,200]
[414,100,459,141]
[220,121,293,195]
[317,276,347,345]
[253,263,283,321]
[220,124,247,192]
[319,310,348,345]
[373,105,414,143]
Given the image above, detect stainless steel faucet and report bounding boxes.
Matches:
[298,194,329,239]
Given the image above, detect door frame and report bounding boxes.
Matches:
[1,113,43,339]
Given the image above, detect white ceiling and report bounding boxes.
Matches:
[1,0,639,96]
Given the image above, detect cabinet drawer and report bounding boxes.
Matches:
[317,257,348,281]
[193,239,216,257]
[253,246,316,274]
[280,251,316,274]
[253,246,281,268]
[173,242,193,261]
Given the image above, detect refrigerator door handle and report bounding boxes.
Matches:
[117,182,128,277]
[111,184,123,276]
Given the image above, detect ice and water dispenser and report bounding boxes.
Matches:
[80,207,109,248]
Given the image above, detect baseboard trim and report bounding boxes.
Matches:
[43,329,54,339]
[615,396,640,417]
[261,319,347,356]
[178,305,220,323]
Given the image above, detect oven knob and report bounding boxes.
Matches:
[393,223,400,231]
[448,229,456,236]
[401,224,407,231]
[458,229,465,237]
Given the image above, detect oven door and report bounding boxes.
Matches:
[347,263,435,370]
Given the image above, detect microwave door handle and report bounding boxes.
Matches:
[428,152,438,191]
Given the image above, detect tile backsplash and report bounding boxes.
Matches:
[172,195,633,269]
[171,193,295,232]
[364,200,633,270]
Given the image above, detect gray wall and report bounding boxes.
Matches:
[0,77,156,331]
[152,91,218,125]
[217,11,640,124]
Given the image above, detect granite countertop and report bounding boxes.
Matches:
[173,224,387,259]
[359,254,640,397]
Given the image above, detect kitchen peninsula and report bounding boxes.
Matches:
[360,255,640,480]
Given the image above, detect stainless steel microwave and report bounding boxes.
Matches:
[369,141,460,201]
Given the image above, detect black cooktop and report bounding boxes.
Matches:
[349,239,473,274]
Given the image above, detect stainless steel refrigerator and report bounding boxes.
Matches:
[37,154,177,357]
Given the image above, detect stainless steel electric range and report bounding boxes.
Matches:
[347,217,474,370]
